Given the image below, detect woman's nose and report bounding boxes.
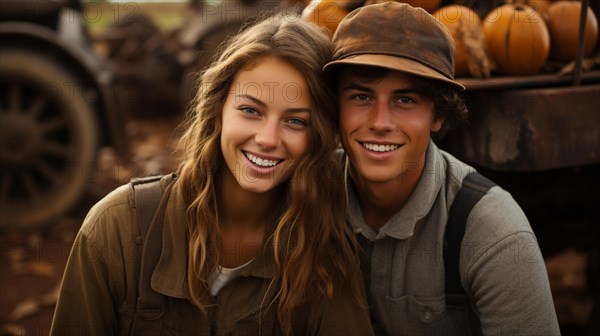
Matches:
[255,120,280,150]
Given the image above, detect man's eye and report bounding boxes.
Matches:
[397,96,415,104]
[352,94,370,101]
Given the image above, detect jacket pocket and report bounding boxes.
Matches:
[386,294,478,335]
[386,295,447,334]
[391,295,446,323]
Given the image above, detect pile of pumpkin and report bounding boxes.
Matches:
[299,0,599,77]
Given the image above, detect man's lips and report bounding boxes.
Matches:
[359,141,401,153]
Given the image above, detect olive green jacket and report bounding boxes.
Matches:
[51,176,373,335]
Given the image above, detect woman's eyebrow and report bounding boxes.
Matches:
[237,93,310,113]
[285,108,311,114]
[236,94,267,107]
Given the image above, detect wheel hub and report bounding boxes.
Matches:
[0,113,42,166]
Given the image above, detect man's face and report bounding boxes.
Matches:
[338,68,443,185]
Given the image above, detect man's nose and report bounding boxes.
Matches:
[369,101,395,133]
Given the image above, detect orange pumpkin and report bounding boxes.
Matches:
[546,1,599,62]
[523,0,551,14]
[433,5,486,77]
[301,1,350,35]
[483,3,550,75]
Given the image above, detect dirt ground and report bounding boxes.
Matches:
[0,116,597,335]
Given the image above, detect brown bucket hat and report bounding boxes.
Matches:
[323,1,465,91]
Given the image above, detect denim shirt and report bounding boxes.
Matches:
[345,141,560,335]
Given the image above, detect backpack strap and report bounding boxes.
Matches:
[444,172,496,309]
[131,175,164,241]
[129,174,176,333]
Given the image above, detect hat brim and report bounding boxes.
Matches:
[324,54,466,91]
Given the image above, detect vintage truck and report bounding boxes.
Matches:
[0,0,128,228]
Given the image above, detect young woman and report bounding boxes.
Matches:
[51,13,372,335]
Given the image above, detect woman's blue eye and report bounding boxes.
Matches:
[241,107,258,115]
[287,118,307,127]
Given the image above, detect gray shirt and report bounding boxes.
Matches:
[345,141,560,335]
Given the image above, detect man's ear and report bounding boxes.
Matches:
[431,112,445,132]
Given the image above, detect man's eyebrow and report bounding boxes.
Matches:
[341,82,423,95]
[236,94,266,107]
[340,82,374,93]
[392,88,424,95]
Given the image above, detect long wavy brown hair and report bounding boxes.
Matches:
[176,13,362,332]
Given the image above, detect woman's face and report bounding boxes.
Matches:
[220,56,311,193]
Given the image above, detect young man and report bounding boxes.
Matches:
[324,2,560,335]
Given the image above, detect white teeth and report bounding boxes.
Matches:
[244,152,280,167]
[362,143,399,152]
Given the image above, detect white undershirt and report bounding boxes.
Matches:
[208,259,254,296]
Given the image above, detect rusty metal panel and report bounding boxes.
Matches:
[446,84,600,171]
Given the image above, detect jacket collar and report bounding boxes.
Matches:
[345,140,446,241]
[151,178,277,300]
